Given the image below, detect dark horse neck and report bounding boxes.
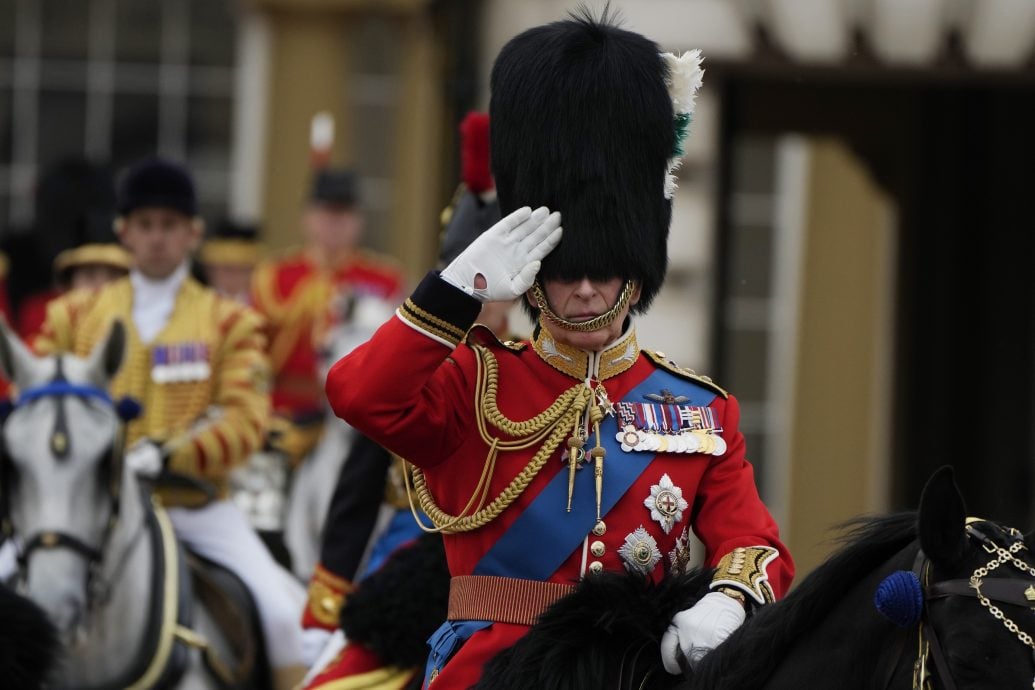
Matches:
[685,514,919,690]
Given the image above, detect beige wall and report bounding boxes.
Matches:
[261,8,354,249]
[245,0,443,281]
[779,138,897,577]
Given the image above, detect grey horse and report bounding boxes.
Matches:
[0,320,241,689]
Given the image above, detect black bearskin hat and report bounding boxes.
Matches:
[490,9,675,313]
[116,157,197,217]
[310,168,359,208]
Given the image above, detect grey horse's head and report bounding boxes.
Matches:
[0,320,125,638]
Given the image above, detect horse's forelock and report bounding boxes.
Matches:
[4,354,119,469]
[61,353,103,389]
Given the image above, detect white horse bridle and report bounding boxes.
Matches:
[0,356,139,608]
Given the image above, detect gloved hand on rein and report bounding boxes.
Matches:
[660,590,746,674]
[125,439,165,478]
[440,206,562,302]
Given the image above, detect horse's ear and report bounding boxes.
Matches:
[0,316,39,388]
[918,465,968,566]
[86,320,126,381]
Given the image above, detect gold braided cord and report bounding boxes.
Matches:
[531,280,636,332]
[405,344,592,533]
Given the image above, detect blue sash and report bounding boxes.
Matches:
[423,620,493,687]
[358,508,424,580]
[474,368,717,580]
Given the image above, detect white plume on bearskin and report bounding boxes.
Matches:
[662,49,705,199]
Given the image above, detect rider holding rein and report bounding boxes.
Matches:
[34,158,309,690]
[325,12,794,687]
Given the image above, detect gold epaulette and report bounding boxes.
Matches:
[464,324,527,352]
[642,349,728,399]
[305,564,355,628]
[440,182,466,229]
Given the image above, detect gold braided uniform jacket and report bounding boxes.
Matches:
[35,276,271,505]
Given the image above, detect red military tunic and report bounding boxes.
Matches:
[326,273,793,689]
[252,247,404,422]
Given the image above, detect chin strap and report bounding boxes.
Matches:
[531,280,636,333]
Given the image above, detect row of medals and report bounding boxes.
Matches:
[618,424,727,456]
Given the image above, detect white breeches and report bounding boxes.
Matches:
[167,500,306,668]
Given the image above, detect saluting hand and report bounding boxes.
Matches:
[440,206,562,302]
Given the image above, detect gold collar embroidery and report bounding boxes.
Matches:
[532,324,639,381]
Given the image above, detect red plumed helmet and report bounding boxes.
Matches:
[459,112,493,195]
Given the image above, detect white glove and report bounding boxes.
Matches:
[125,439,164,478]
[440,206,562,302]
[660,591,746,674]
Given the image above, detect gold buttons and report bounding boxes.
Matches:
[588,561,603,573]
[655,351,666,358]
[590,540,605,557]
[592,520,607,536]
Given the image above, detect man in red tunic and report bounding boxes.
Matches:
[251,170,404,462]
[325,12,793,688]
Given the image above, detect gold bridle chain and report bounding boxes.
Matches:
[967,539,1035,689]
[531,280,636,332]
[403,344,593,533]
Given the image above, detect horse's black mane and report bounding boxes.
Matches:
[688,511,919,689]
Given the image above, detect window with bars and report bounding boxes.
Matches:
[0,0,237,234]
[717,135,781,502]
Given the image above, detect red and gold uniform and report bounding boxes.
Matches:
[251,248,404,458]
[35,275,270,504]
[325,273,794,688]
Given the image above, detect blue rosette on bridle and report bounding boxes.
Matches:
[874,570,924,627]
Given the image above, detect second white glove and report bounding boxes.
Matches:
[660,590,746,674]
[440,206,562,302]
[125,439,164,478]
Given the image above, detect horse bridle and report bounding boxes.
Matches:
[0,358,131,605]
[905,520,1035,690]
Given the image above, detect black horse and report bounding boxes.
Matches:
[0,582,59,689]
[477,466,1035,689]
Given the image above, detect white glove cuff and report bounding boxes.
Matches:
[439,265,476,296]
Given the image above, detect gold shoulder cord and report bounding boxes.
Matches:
[403,344,593,534]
